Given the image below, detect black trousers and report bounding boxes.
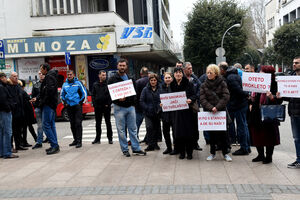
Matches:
[162,120,175,150]
[12,119,23,148]
[94,106,113,141]
[256,146,274,158]
[192,112,199,148]
[145,115,161,147]
[67,105,83,144]
[177,137,193,156]
[209,131,228,155]
[21,123,37,145]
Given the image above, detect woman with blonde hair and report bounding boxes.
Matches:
[200,64,231,161]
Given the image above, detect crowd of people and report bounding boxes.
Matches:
[0,56,299,169]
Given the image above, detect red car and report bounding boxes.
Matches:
[56,88,94,121]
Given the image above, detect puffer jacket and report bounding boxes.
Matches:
[224,67,248,111]
[61,77,87,106]
[140,83,162,117]
[200,75,230,111]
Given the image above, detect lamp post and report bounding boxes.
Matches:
[244,52,254,65]
[221,23,241,50]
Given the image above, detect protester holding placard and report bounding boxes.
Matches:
[277,56,300,169]
[108,59,146,157]
[140,73,162,152]
[200,64,231,162]
[160,72,176,155]
[248,66,282,164]
[170,67,197,160]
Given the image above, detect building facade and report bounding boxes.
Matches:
[265,0,300,47]
[0,0,178,91]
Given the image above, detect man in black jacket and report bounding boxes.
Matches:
[38,63,60,155]
[219,62,251,155]
[108,59,146,157]
[91,70,113,144]
[31,71,45,149]
[0,72,18,159]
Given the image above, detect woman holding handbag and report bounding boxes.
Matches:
[248,65,283,164]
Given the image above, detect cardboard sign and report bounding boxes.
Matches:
[276,76,300,98]
[160,91,189,112]
[198,111,226,131]
[242,72,271,93]
[108,80,136,101]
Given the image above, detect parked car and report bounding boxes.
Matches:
[56,88,94,121]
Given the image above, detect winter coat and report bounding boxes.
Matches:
[108,73,136,108]
[61,77,87,106]
[22,90,36,125]
[135,76,149,112]
[0,81,13,112]
[223,67,248,111]
[161,82,173,123]
[170,77,197,139]
[92,80,112,108]
[248,79,282,146]
[285,72,300,117]
[7,82,24,119]
[200,76,230,112]
[140,83,162,117]
[39,69,58,110]
[31,80,42,108]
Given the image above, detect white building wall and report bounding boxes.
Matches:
[279,0,300,24]
[265,0,278,47]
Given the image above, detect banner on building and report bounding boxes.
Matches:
[160,91,189,112]
[75,55,88,87]
[116,25,153,45]
[3,33,116,58]
[17,57,44,80]
[108,80,136,101]
[198,111,227,131]
[242,72,271,93]
[277,76,300,98]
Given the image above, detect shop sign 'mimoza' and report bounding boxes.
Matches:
[3,33,116,58]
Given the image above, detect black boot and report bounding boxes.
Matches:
[263,146,274,164]
[252,146,265,162]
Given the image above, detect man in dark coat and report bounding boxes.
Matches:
[219,62,251,155]
[91,70,113,144]
[135,67,149,140]
[0,72,18,159]
[38,63,60,155]
[7,72,27,151]
[108,59,146,157]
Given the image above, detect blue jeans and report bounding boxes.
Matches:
[291,116,300,163]
[35,108,44,144]
[0,112,12,157]
[42,106,58,148]
[113,104,141,152]
[135,111,144,138]
[229,104,250,151]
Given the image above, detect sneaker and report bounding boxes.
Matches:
[232,148,249,156]
[206,154,216,161]
[123,151,130,157]
[3,154,19,159]
[132,150,146,156]
[287,161,300,169]
[224,154,232,162]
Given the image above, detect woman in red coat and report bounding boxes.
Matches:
[248,65,283,164]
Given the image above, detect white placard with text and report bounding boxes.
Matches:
[160,91,189,112]
[198,111,227,131]
[276,76,300,98]
[108,80,136,101]
[242,72,271,93]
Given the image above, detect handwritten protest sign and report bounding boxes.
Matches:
[198,111,226,131]
[242,72,271,93]
[276,76,300,98]
[160,91,189,112]
[108,80,136,101]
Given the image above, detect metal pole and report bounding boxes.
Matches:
[221,23,241,50]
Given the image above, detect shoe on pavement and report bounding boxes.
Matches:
[46,146,60,155]
[133,150,146,156]
[123,151,130,157]
[169,150,179,155]
[252,155,264,162]
[45,147,52,152]
[23,143,32,147]
[287,161,300,169]
[179,154,185,159]
[232,148,249,156]
[32,143,42,149]
[187,155,193,160]
[194,144,203,151]
[69,141,77,146]
[76,143,82,148]
[163,148,172,154]
[92,140,100,144]
[16,146,28,151]
[42,138,49,143]
[3,154,19,159]
[262,157,272,164]
[154,145,160,150]
[145,146,155,152]
[108,140,113,144]
[206,154,216,161]
[224,154,232,162]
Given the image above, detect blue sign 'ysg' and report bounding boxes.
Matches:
[0,40,5,60]
[117,25,154,45]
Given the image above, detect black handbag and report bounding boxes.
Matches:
[260,104,286,122]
